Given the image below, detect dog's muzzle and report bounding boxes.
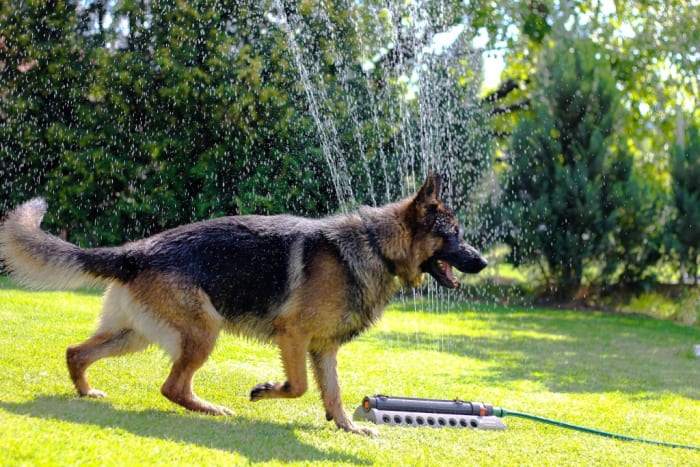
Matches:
[421,243,488,289]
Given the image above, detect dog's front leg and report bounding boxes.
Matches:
[310,347,377,436]
[250,327,309,401]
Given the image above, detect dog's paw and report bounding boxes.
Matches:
[250,382,275,401]
[337,420,378,436]
[207,404,234,416]
[353,425,379,436]
[332,413,378,436]
[83,389,106,398]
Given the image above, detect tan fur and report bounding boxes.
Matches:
[65,274,233,415]
[252,251,368,432]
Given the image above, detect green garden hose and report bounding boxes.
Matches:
[495,407,700,451]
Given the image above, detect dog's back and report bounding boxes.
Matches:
[0,200,393,338]
[1,199,313,301]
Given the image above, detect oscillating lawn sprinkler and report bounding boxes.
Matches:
[353,395,506,430]
[354,394,700,451]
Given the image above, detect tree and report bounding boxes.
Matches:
[1,1,336,246]
[668,121,700,284]
[502,35,634,298]
[2,0,496,247]
[597,147,665,288]
[0,0,93,228]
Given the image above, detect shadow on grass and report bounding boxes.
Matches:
[0,395,369,464]
[374,303,700,399]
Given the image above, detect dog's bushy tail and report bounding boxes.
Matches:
[0,198,136,289]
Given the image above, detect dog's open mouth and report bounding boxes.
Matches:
[422,258,459,289]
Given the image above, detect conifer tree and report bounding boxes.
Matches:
[669,122,700,284]
[502,35,633,298]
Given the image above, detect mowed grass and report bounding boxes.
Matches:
[1,279,699,466]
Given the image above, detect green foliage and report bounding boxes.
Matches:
[502,35,651,298]
[598,153,665,288]
[2,0,697,298]
[1,1,336,245]
[0,0,91,215]
[624,288,700,326]
[1,0,492,247]
[668,122,700,283]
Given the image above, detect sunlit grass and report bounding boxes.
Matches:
[1,280,699,465]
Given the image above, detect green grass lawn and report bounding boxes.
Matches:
[1,280,699,466]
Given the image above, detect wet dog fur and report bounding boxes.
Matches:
[0,173,487,435]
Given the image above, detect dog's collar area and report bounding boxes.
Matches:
[363,221,397,276]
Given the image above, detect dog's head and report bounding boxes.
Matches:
[413,173,488,289]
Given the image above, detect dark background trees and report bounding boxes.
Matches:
[1,0,698,299]
[669,122,700,285]
[2,0,336,245]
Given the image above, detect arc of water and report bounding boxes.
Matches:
[273,1,356,211]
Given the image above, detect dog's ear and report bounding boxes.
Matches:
[414,173,442,227]
[416,172,442,203]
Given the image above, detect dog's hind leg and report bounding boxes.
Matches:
[67,329,150,398]
[158,325,233,416]
[310,347,376,436]
[67,285,150,398]
[125,273,231,415]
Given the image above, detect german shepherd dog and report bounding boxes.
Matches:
[0,173,486,435]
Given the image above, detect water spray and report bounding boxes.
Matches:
[354,395,700,451]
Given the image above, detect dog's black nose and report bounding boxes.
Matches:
[460,244,488,273]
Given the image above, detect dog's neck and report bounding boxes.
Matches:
[359,199,428,288]
[363,220,397,276]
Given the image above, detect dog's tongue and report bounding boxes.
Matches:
[441,261,456,283]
